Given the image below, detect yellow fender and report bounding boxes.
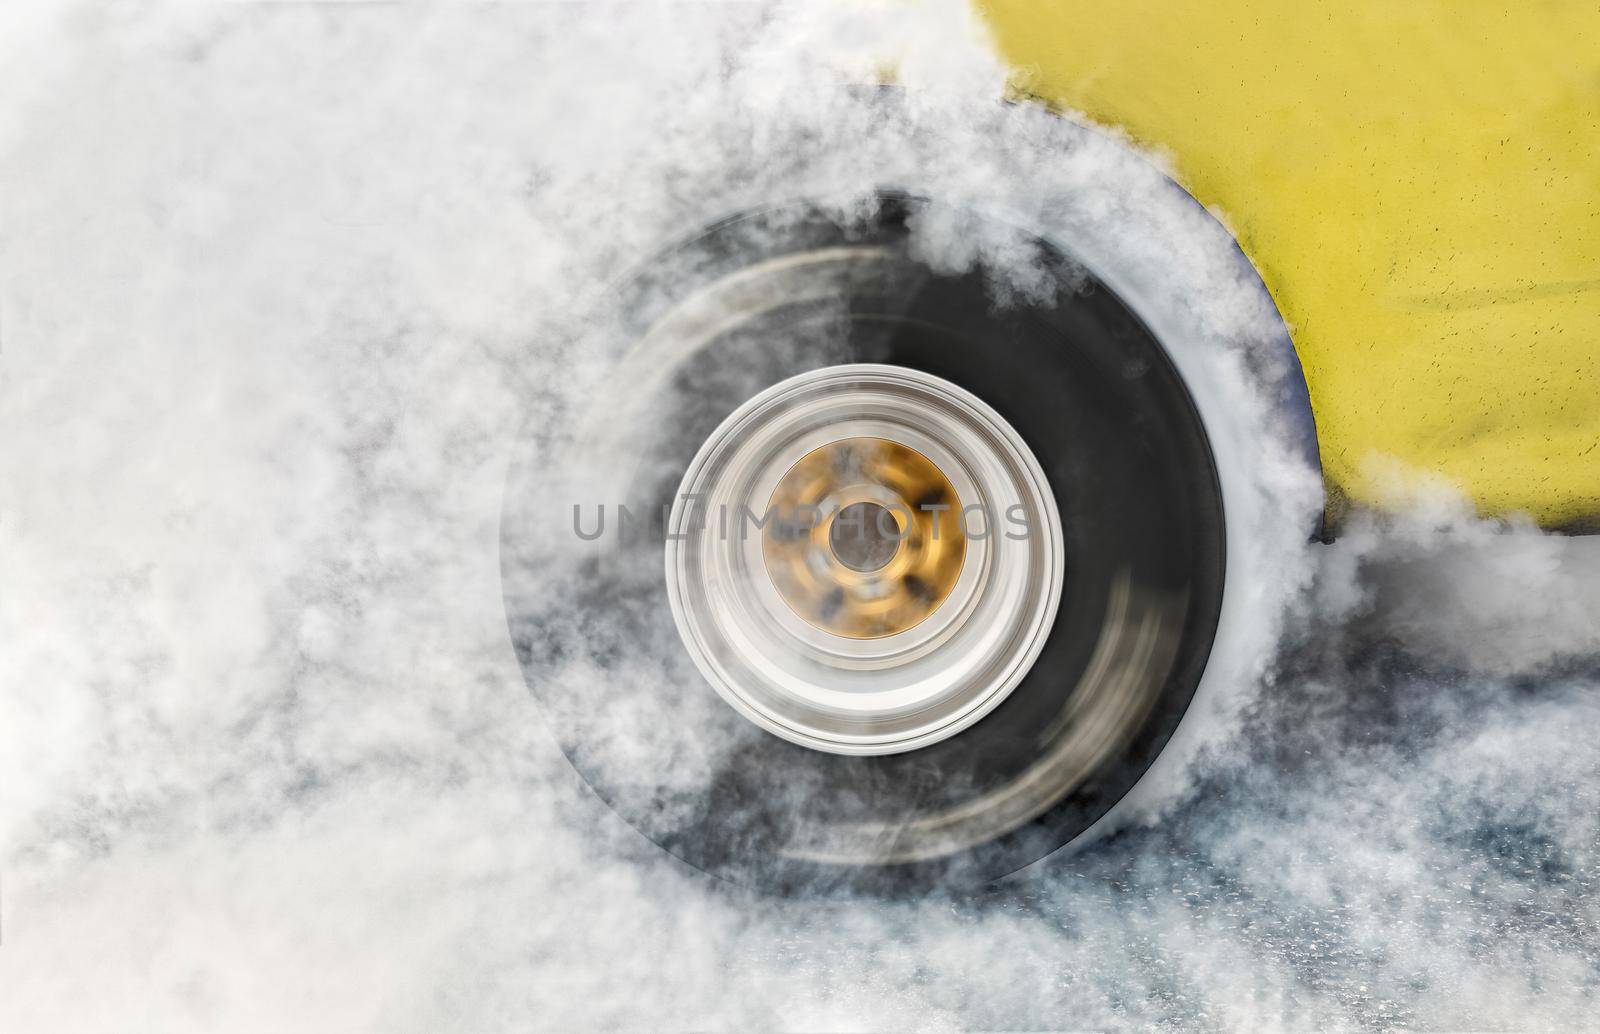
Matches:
[981,1,1600,529]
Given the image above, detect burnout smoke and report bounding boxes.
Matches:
[1,1,1595,1030]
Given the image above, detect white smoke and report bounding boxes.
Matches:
[1,1,1595,1030]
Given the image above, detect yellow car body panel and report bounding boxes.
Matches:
[980,1,1600,527]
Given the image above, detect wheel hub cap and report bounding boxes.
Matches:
[762,436,966,639]
[665,364,1065,756]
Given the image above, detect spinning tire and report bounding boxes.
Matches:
[503,192,1236,891]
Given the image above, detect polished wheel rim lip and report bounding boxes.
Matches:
[665,363,1065,756]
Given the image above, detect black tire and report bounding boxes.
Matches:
[502,194,1225,893]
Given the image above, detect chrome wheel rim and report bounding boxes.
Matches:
[665,363,1065,755]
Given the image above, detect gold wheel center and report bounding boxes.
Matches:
[761,437,966,639]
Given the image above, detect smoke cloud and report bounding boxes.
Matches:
[1,1,1595,1030]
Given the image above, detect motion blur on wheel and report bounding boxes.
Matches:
[500,89,1326,891]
